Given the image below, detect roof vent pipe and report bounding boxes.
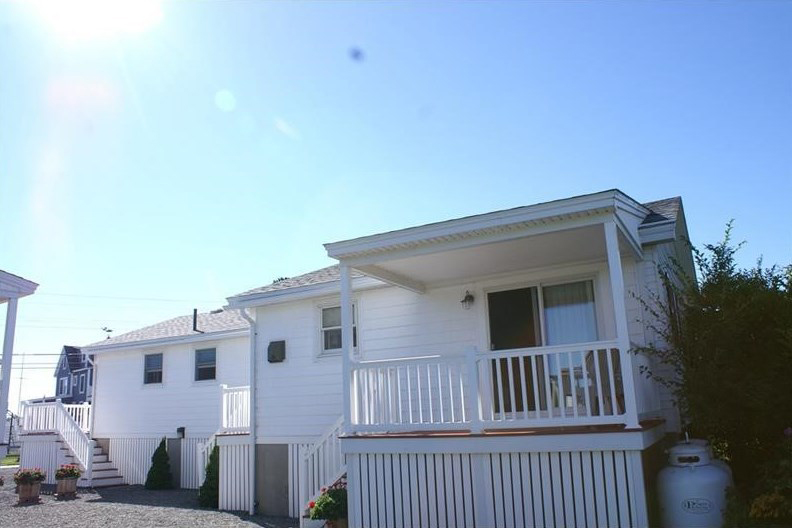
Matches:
[193,309,204,334]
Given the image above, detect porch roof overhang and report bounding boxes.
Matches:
[325,190,650,292]
[0,270,38,303]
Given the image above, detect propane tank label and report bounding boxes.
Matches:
[681,498,712,514]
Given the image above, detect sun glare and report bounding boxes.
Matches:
[30,0,163,42]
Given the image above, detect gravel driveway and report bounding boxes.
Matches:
[0,468,298,528]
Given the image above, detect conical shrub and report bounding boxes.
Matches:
[198,445,220,508]
[145,438,173,490]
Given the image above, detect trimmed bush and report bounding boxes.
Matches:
[145,438,173,490]
[198,445,219,508]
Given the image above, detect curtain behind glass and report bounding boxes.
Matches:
[543,281,597,345]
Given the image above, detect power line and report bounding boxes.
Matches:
[37,293,219,303]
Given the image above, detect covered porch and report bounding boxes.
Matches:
[325,191,653,435]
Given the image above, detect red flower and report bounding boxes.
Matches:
[309,501,316,509]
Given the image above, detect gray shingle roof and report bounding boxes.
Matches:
[642,197,681,225]
[232,265,364,298]
[86,309,247,348]
[233,196,682,299]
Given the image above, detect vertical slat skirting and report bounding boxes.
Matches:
[108,437,160,485]
[345,448,649,528]
[180,437,209,489]
[218,442,251,512]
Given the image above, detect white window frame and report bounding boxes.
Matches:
[59,377,70,396]
[78,373,86,393]
[484,274,601,350]
[194,347,217,382]
[143,353,164,385]
[316,301,358,358]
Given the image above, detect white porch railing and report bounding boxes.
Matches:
[19,401,95,482]
[20,401,92,434]
[299,416,345,527]
[220,385,250,434]
[349,340,634,433]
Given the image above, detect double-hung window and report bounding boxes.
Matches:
[320,305,356,355]
[195,348,216,381]
[144,353,163,384]
[79,373,86,393]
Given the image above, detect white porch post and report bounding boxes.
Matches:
[339,264,353,433]
[604,221,640,429]
[0,297,19,444]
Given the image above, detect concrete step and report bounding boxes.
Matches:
[63,453,108,463]
[92,461,115,471]
[80,475,124,488]
[91,468,120,479]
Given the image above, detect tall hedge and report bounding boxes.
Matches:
[198,445,220,508]
[145,438,173,490]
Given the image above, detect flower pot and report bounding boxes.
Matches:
[56,477,79,500]
[17,482,42,504]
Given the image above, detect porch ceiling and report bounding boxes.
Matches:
[356,224,629,287]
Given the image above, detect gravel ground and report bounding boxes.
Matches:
[0,468,298,528]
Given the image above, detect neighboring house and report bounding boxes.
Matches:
[54,346,94,404]
[18,189,694,527]
[19,309,249,488]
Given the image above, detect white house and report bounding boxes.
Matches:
[213,189,692,525]
[19,309,249,488]
[19,189,693,527]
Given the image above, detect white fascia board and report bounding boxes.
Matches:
[324,190,625,259]
[82,328,249,354]
[339,212,613,268]
[639,220,677,245]
[226,276,386,309]
[0,271,39,301]
[614,215,644,260]
[340,424,665,454]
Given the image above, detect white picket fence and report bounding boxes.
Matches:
[196,434,218,487]
[349,341,630,433]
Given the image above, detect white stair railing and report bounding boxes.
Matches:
[299,416,345,525]
[63,403,92,433]
[20,401,94,484]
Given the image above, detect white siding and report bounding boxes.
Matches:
[256,261,620,443]
[92,336,248,438]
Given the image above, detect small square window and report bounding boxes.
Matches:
[195,348,216,381]
[144,353,163,384]
[320,305,357,355]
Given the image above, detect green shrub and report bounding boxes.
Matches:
[637,224,792,520]
[145,438,173,490]
[198,445,219,508]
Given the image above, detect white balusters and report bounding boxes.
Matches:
[219,385,250,434]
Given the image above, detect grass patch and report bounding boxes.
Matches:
[1,453,20,466]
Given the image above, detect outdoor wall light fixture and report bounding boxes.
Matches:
[461,290,475,310]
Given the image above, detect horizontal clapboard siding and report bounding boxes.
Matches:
[347,449,647,528]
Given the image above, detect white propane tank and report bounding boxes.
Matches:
[658,440,733,528]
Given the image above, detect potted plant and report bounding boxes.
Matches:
[14,468,46,504]
[309,478,348,528]
[55,464,82,500]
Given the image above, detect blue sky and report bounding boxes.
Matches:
[2,1,790,408]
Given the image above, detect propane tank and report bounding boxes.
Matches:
[658,440,732,528]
